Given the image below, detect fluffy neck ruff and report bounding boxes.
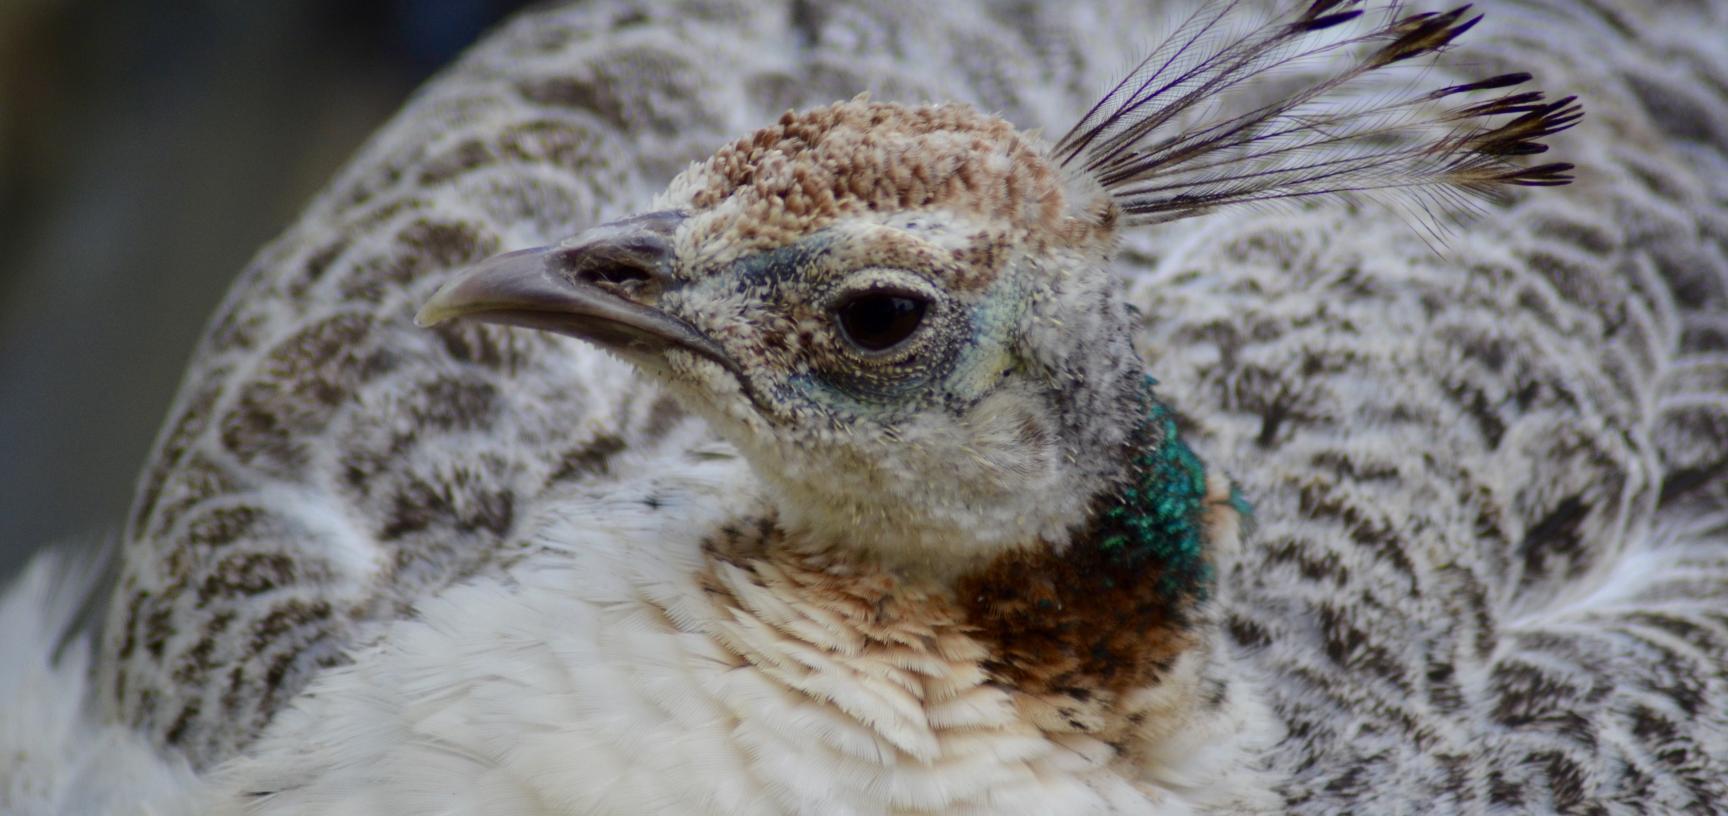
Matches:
[716,378,1243,705]
[694,378,1256,811]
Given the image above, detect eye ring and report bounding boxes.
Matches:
[833,287,930,354]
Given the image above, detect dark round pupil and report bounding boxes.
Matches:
[836,293,927,352]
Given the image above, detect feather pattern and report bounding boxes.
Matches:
[0,0,1717,813]
[1053,1,1582,226]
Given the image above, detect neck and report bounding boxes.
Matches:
[956,378,1244,695]
[693,378,1271,807]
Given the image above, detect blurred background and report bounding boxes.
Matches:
[0,0,536,579]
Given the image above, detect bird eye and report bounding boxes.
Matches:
[834,290,928,353]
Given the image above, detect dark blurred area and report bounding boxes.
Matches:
[0,0,536,578]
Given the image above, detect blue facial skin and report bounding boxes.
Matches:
[796,292,1017,416]
[734,232,1016,418]
[721,238,833,295]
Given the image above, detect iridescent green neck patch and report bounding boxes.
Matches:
[1093,377,1218,603]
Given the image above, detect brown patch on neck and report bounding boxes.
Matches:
[956,540,1200,698]
[697,507,1217,755]
[704,508,1205,702]
[700,514,970,648]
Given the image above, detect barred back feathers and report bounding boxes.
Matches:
[4,0,1722,814]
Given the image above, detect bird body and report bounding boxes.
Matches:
[6,0,1728,813]
[201,90,1294,811]
[200,5,1581,804]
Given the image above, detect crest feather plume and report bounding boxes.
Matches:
[1052,0,1582,227]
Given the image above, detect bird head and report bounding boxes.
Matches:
[421,101,1144,574]
[419,2,1581,577]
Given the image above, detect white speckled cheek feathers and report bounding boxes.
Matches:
[645,225,1127,574]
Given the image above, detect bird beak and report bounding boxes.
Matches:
[415,211,740,376]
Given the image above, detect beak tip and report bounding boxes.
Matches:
[413,306,446,328]
[415,284,464,328]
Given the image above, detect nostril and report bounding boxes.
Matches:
[555,244,666,302]
[580,261,653,288]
